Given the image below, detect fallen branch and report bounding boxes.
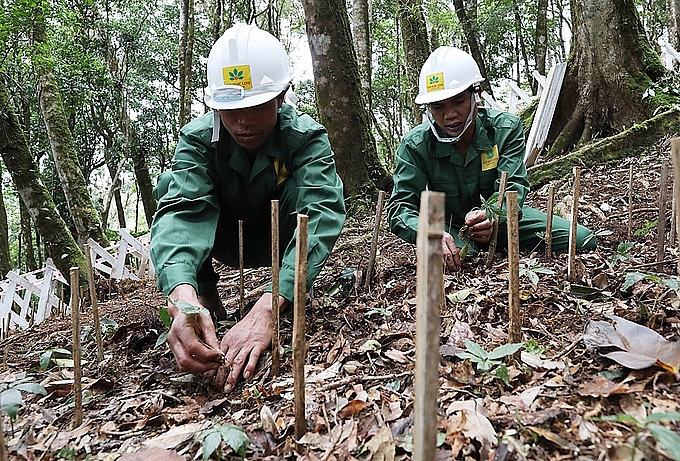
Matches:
[317,371,412,392]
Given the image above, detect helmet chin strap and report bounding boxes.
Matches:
[211,110,221,142]
[426,91,479,143]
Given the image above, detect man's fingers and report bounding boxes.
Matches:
[224,349,250,392]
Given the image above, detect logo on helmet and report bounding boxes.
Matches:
[426,72,445,93]
[222,65,253,89]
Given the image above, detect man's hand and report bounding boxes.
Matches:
[442,232,462,271]
[167,284,223,373]
[464,209,493,243]
[213,292,288,393]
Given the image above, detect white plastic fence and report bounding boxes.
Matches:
[0,229,154,338]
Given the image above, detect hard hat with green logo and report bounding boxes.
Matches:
[415,46,484,105]
[204,23,294,110]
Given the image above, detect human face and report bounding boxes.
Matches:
[219,97,283,154]
[428,91,476,138]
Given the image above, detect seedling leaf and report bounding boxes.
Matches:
[647,424,680,460]
[202,432,222,460]
[1,388,23,419]
[170,299,210,317]
[219,424,249,458]
[464,340,488,359]
[14,383,47,395]
[488,342,524,360]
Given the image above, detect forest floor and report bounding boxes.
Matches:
[3,144,680,461]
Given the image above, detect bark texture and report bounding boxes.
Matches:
[534,0,549,80]
[398,0,430,128]
[301,0,392,199]
[0,74,86,279]
[548,0,666,156]
[452,0,493,97]
[20,199,37,271]
[352,0,372,111]
[0,167,11,276]
[31,8,109,247]
[669,0,680,56]
[178,0,195,129]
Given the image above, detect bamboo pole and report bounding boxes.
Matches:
[70,267,83,428]
[567,167,581,282]
[627,164,634,242]
[657,158,669,272]
[364,191,387,291]
[293,214,309,442]
[485,172,509,269]
[238,220,244,318]
[413,191,445,461]
[83,244,104,362]
[545,185,555,258]
[672,138,680,276]
[506,191,522,346]
[271,200,281,376]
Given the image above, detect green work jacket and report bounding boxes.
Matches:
[150,104,346,301]
[387,107,529,244]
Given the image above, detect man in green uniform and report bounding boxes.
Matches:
[150,24,345,392]
[387,47,595,271]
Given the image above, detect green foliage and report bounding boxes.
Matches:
[623,272,679,292]
[609,242,635,268]
[456,340,524,385]
[592,412,680,460]
[155,306,172,348]
[366,304,393,317]
[57,446,77,461]
[519,258,555,285]
[634,219,658,237]
[168,298,210,318]
[480,193,506,222]
[0,376,47,420]
[196,421,250,460]
[583,229,613,248]
[524,339,546,356]
[39,348,72,370]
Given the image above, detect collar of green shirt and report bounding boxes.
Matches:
[433,114,494,166]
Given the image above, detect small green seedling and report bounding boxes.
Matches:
[590,412,680,460]
[519,258,555,285]
[1,377,47,421]
[168,299,225,365]
[155,306,173,348]
[524,339,546,356]
[634,219,658,238]
[39,348,73,370]
[609,242,634,268]
[196,421,250,460]
[623,272,679,292]
[456,340,524,385]
[480,193,507,222]
[366,305,393,317]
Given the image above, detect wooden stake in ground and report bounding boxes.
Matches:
[627,164,634,241]
[271,200,281,376]
[293,214,309,442]
[657,158,669,272]
[364,190,387,291]
[506,191,522,345]
[567,167,581,282]
[83,244,104,362]
[486,171,509,269]
[545,185,555,258]
[69,267,83,428]
[413,191,445,461]
[238,220,244,318]
[0,407,6,461]
[672,138,680,276]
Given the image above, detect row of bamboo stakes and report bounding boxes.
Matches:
[2,140,680,459]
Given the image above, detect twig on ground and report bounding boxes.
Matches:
[317,371,412,392]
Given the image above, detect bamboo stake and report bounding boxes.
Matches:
[364,191,387,291]
[413,191,445,461]
[485,172,509,269]
[293,214,309,442]
[671,183,677,243]
[545,185,555,258]
[506,191,522,346]
[271,200,281,376]
[0,407,6,461]
[567,167,581,282]
[84,244,104,362]
[672,138,680,276]
[657,158,669,272]
[627,164,634,241]
[70,267,83,428]
[238,220,244,318]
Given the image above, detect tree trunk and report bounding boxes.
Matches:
[0,165,11,276]
[398,0,430,128]
[20,199,37,271]
[301,0,392,198]
[668,0,680,59]
[352,0,372,112]
[547,0,666,155]
[178,0,195,129]
[0,74,86,279]
[512,0,531,86]
[31,5,109,247]
[534,0,549,92]
[452,0,493,97]
[131,143,156,228]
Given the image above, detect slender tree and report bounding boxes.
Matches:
[301,0,391,198]
[0,165,11,276]
[534,0,549,84]
[397,0,430,128]
[19,199,36,271]
[669,0,680,59]
[178,0,195,129]
[352,0,372,111]
[452,0,493,97]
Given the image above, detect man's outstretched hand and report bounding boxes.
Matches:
[166,284,223,373]
[212,292,288,393]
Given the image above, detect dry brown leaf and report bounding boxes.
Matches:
[338,399,370,419]
[619,394,646,422]
[119,448,186,461]
[577,377,629,397]
[381,400,403,422]
[526,426,578,451]
[361,424,395,461]
[446,401,497,449]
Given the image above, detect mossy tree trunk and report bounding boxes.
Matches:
[352,0,372,113]
[0,164,11,276]
[398,0,430,128]
[31,3,109,247]
[20,199,37,271]
[547,0,667,156]
[301,0,392,200]
[0,74,86,279]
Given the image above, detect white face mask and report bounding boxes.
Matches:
[426,91,480,143]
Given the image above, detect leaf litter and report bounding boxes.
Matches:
[1,152,680,460]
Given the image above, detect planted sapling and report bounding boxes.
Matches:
[456,340,524,385]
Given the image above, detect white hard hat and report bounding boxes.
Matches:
[415,46,484,105]
[204,23,294,110]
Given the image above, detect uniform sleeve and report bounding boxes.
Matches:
[386,140,428,244]
[277,131,346,302]
[497,117,530,210]
[150,127,220,295]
